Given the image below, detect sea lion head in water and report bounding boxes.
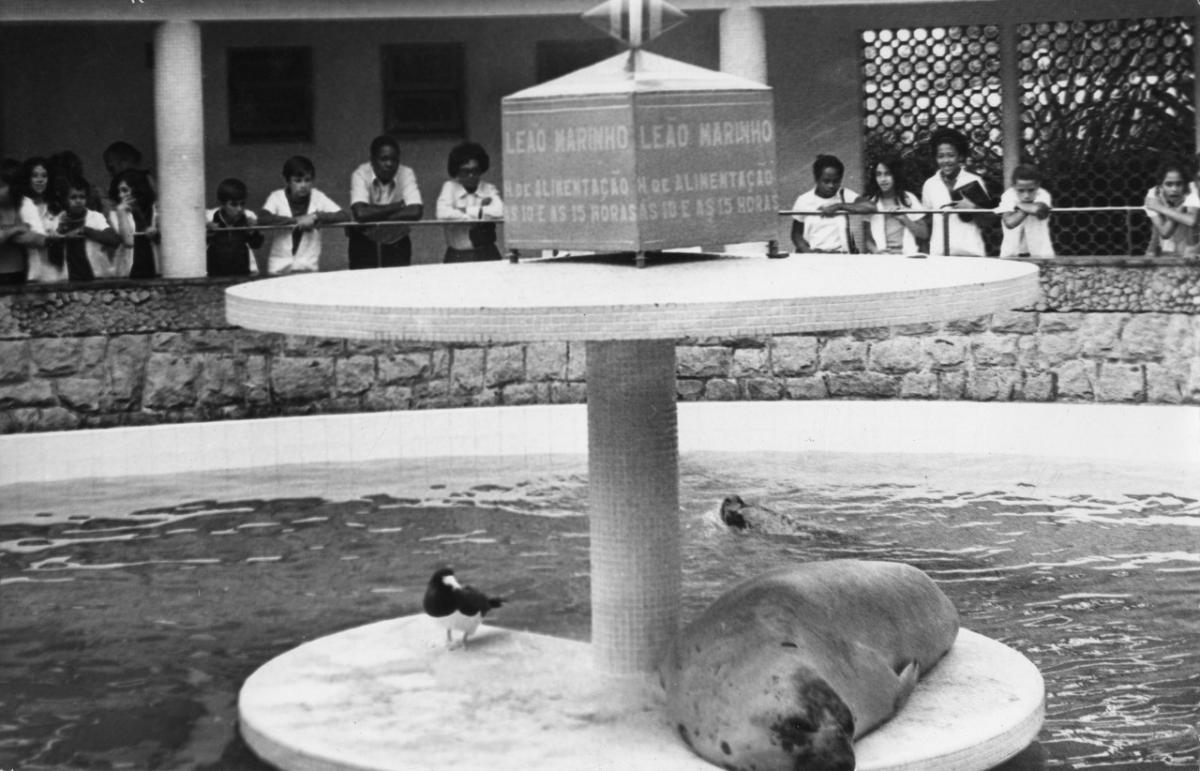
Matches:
[718,494,807,537]
[720,494,749,529]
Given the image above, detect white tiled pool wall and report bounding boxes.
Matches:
[2,401,1196,486]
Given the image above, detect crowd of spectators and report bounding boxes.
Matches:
[4,125,1194,286]
[0,143,157,284]
[791,126,1200,260]
[790,127,1057,258]
[0,136,506,285]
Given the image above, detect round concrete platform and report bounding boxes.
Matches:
[239,617,1044,771]
[225,253,1040,343]
[230,253,1045,767]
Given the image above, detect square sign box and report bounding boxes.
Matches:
[501,51,778,253]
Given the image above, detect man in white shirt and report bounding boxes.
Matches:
[348,135,423,269]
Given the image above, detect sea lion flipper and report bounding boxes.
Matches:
[894,660,920,711]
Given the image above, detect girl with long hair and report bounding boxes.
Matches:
[19,156,67,281]
[108,168,159,278]
[857,155,928,254]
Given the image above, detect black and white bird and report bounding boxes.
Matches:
[422,567,505,649]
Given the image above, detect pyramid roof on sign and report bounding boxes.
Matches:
[504,50,769,101]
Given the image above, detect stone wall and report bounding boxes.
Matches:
[677,310,1197,404]
[1,259,1198,433]
[1030,257,1200,313]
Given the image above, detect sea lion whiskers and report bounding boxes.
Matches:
[767,674,855,771]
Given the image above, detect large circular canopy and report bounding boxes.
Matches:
[225,254,1040,343]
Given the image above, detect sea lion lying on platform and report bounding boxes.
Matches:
[660,560,958,771]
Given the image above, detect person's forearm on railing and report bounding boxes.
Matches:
[826,199,877,215]
[351,201,423,223]
[85,224,122,248]
[313,210,349,226]
[436,201,475,221]
[254,210,348,233]
[899,213,929,241]
[1002,209,1029,229]
[253,209,292,228]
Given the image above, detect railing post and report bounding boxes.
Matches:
[942,210,951,256]
[1000,23,1021,188]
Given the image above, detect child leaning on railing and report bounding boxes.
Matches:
[1143,158,1198,258]
[997,164,1055,259]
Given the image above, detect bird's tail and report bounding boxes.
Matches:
[489,597,505,608]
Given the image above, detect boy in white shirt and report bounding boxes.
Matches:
[260,156,348,274]
[790,155,859,253]
[49,176,121,280]
[998,164,1055,258]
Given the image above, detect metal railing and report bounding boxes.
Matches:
[27,203,1200,277]
[10,217,514,282]
[779,205,1174,258]
[208,218,512,268]
[48,217,507,238]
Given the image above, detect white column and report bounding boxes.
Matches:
[153,20,207,278]
[719,6,767,85]
[719,6,770,255]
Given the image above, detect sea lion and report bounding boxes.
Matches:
[720,494,836,538]
[660,560,958,771]
[719,494,752,528]
[719,493,799,533]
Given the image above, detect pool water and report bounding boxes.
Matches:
[1,451,1198,770]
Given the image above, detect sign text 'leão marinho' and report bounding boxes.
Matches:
[501,52,777,252]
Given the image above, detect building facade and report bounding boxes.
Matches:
[3,0,1196,271]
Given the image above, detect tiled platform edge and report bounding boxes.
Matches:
[1,260,1198,433]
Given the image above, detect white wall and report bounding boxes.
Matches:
[1,23,157,186]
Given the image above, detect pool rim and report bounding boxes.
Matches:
[1,401,1196,487]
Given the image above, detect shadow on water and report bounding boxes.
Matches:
[1,451,1198,769]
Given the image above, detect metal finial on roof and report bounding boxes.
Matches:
[582,0,687,50]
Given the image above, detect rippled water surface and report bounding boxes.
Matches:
[1,451,1198,769]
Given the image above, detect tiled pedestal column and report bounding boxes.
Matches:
[587,339,681,674]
